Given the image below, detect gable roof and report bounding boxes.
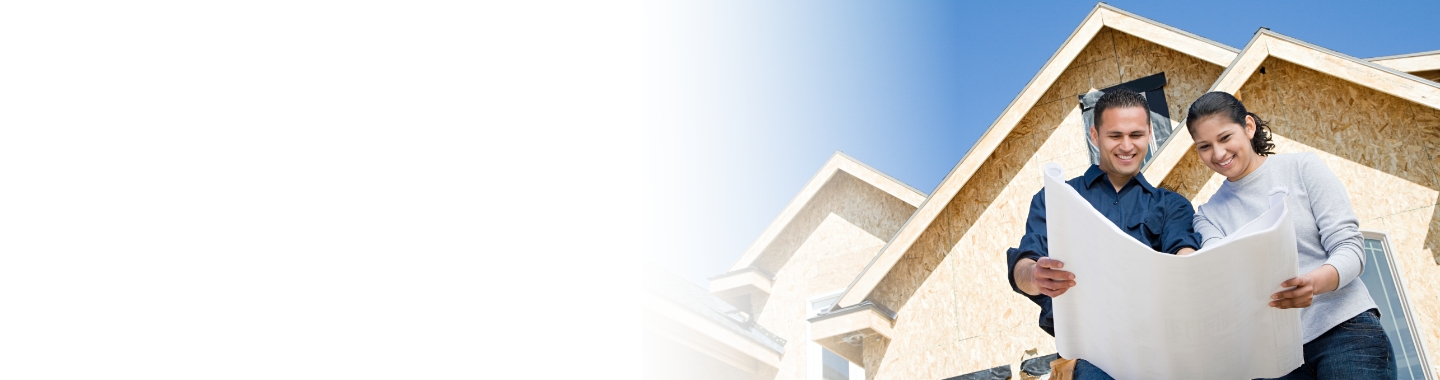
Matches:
[1144,30,1440,182]
[723,151,925,273]
[833,3,1239,309]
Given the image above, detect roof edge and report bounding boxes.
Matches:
[833,150,928,199]
[1258,29,1440,91]
[1367,49,1440,62]
[1097,3,1239,55]
[723,151,927,273]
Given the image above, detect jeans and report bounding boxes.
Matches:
[1263,309,1395,380]
[1074,358,1114,380]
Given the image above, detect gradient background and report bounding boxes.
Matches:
[645,1,1440,287]
[1,1,1434,378]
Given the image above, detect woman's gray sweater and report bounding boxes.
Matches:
[1193,152,1376,343]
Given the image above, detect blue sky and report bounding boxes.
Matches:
[644,1,1440,286]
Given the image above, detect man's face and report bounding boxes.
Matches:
[1089,106,1151,179]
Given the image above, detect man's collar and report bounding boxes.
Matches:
[1082,164,1155,194]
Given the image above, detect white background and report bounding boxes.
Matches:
[0,1,642,378]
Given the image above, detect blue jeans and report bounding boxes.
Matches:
[1262,309,1395,380]
[1074,358,1114,380]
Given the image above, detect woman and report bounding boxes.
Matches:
[1185,91,1393,379]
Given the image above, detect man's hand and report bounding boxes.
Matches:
[1015,257,1077,297]
[1270,264,1339,309]
[1176,247,1196,256]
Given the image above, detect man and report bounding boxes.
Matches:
[1005,88,1202,379]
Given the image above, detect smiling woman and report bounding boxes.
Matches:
[1186,91,1276,181]
[1187,91,1395,380]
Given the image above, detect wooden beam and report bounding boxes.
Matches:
[1370,50,1440,73]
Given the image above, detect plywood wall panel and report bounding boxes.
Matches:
[754,171,918,275]
[1072,28,1119,69]
[1259,60,1434,188]
[1037,29,1118,105]
[863,336,889,380]
[868,209,946,312]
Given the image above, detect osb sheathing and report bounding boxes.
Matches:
[1172,57,1440,376]
[865,28,1226,379]
[752,171,918,276]
[750,174,919,380]
[1158,148,1220,199]
[863,336,889,380]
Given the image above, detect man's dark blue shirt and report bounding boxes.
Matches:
[1005,164,1202,336]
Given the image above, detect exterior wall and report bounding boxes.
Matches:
[753,171,917,276]
[1173,57,1440,376]
[864,28,1226,379]
[750,170,919,380]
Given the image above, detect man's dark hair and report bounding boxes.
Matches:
[1092,87,1148,130]
[1184,91,1276,156]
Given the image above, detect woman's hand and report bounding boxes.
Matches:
[1270,276,1315,308]
[1270,264,1340,309]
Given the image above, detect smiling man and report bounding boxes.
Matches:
[1004,88,1202,380]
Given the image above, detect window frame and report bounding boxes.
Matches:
[1359,230,1434,380]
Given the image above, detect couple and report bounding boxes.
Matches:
[1004,89,1392,379]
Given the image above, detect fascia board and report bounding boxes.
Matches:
[1368,50,1440,73]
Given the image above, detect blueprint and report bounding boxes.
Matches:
[1042,163,1303,380]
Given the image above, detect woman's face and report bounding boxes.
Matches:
[1190,114,1260,181]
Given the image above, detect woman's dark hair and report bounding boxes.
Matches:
[1185,91,1275,156]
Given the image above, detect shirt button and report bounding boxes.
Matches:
[1113,201,1118,205]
